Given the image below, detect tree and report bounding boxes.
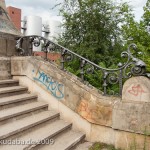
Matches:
[57,0,149,92]
[59,0,133,67]
[143,0,150,26]
[141,0,150,71]
[121,0,150,72]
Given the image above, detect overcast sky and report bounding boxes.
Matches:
[5,0,147,22]
[5,0,63,22]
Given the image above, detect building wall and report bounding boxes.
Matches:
[33,52,61,62]
[23,16,42,36]
[7,6,21,30]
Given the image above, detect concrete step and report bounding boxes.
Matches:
[0,110,59,140]
[0,79,19,88]
[0,101,48,121]
[0,86,28,98]
[74,142,93,150]
[0,80,87,150]
[36,130,85,150]
[0,119,72,150]
[0,93,37,106]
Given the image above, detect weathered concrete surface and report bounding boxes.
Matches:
[122,76,150,102]
[0,57,11,79]
[11,56,119,127]
[114,129,150,149]
[11,56,150,149]
[13,75,150,150]
[113,77,150,134]
[91,124,150,150]
[113,101,150,134]
[13,76,92,141]
[0,33,19,56]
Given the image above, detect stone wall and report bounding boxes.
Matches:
[11,56,119,127]
[113,77,150,134]
[0,32,18,56]
[11,56,150,149]
[0,57,11,79]
[0,33,17,79]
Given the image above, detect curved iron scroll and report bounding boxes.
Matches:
[16,35,149,96]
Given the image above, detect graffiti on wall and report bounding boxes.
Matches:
[33,70,64,99]
[128,84,147,97]
[77,100,112,125]
[77,100,93,121]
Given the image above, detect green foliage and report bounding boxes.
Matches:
[57,0,150,92]
[59,0,131,66]
[143,0,150,26]
[121,0,150,72]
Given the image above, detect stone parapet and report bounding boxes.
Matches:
[11,57,150,133]
[11,56,119,127]
[113,76,150,134]
[122,76,150,103]
[11,56,150,149]
[0,32,20,56]
[0,56,11,79]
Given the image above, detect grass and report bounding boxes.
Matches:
[89,142,122,150]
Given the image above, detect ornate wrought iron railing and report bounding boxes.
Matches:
[16,35,149,96]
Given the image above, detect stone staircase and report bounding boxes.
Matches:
[0,79,92,150]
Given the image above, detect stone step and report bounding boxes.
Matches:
[0,93,38,106]
[0,101,48,121]
[0,110,59,140]
[0,79,19,88]
[0,119,72,150]
[0,86,28,98]
[74,142,93,150]
[37,130,85,150]
[0,80,87,150]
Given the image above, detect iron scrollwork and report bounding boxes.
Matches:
[16,35,149,96]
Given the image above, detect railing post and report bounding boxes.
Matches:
[103,71,108,95]
[44,40,50,61]
[45,48,48,61]
[29,37,34,56]
[60,49,66,70]
[118,63,123,96]
[80,59,85,82]
[119,69,123,96]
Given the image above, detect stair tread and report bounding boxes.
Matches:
[0,101,48,121]
[39,130,85,150]
[0,80,86,150]
[0,93,37,105]
[0,79,18,85]
[74,142,93,150]
[0,119,71,150]
[0,86,27,94]
[0,110,59,140]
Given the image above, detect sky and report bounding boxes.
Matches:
[5,0,147,22]
[117,0,147,21]
[5,0,63,22]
